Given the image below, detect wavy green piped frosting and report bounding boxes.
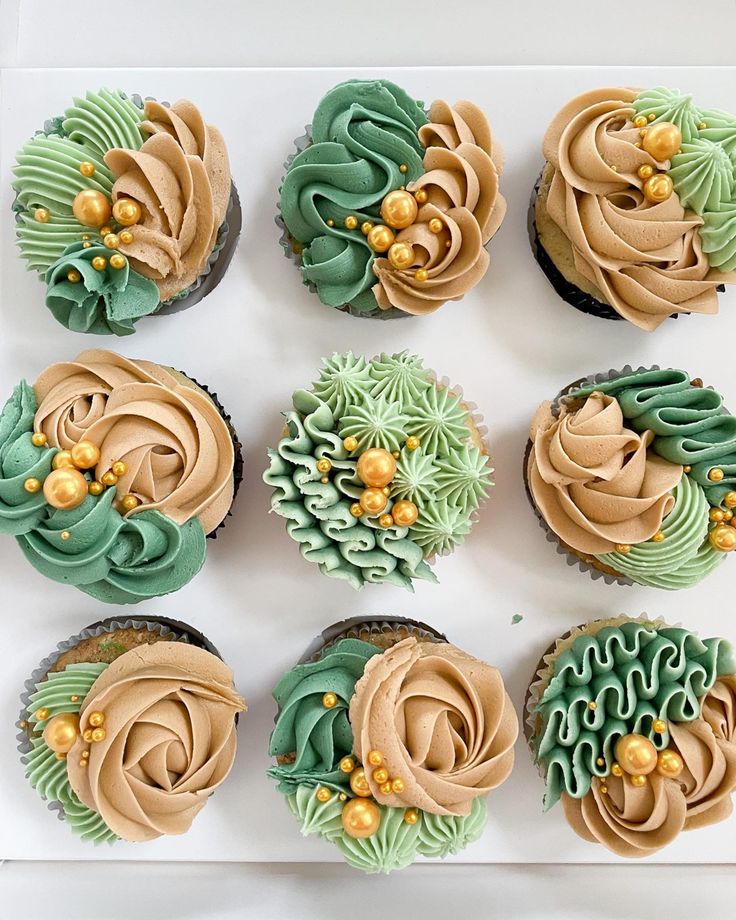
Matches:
[263,353,492,589]
[416,795,487,857]
[286,783,344,838]
[268,639,379,793]
[633,87,736,270]
[279,80,428,315]
[24,662,117,845]
[45,242,160,335]
[333,800,423,873]
[531,620,736,809]
[61,88,144,157]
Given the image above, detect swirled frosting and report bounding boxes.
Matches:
[65,642,244,842]
[350,637,518,816]
[280,80,504,316]
[537,87,736,330]
[263,352,492,589]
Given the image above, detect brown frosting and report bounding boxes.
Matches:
[349,637,517,816]
[702,677,736,742]
[540,87,732,331]
[562,711,736,856]
[105,100,231,302]
[527,393,682,554]
[373,100,505,315]
[67,642,245,842]
[33,349,234,534]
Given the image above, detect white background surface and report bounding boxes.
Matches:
[2,2,736,917]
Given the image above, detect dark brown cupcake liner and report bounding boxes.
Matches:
[298,615,448,665]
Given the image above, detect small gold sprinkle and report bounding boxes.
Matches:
[60,531,71,541]
[119,229,134,245]
[91,727,106,743]
[316,458,332,474]
[414,268,428,282]
[339,757,355,773]
[326,218,334,228]
[82,241,92,249]
[89,481,104,496]
[55,752,67,761]
[367,750,383,767]
[611,763,623,777]
[404,809,419,825]
[709,468,725,482]
[683,465,692,473]
[316,787,332,803]
[698,121,707,130]
[320,476,329,484]
[343,436,358,452]
[399,164,408,173]
[392,451,400,459]
[609,164,618,172]
[596,757,605,767]
[83,729,93,743]
[78,759,88,768]
[600,784,608,795]
[79,161,96,177]
[653,719,667,734]
[414,189,428,204]
[648,113,656,121]
[322,692,338,709]
[88,711,105,727]
[633,115,648,128]
[34,208,50,223]
[379,781,393,796]
[391,777,405,793]
[35,708,49,721]
[91,256,107,271]
[82,234,90,241]
[344,215,358,230]
[588,701,597,711]
[350,502,363,517]
[360,221,374,236]
[652,531,665,542]
[70,696,80,703]
[31,432,48,447]
[614,544,631,554]
[67,270,82,283]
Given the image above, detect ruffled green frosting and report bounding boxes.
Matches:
[416,795,487,857]
[633,87,736,270]
[263,352,492,589]
[532,620,736,809]
[286,783,344,838]
[45,242,160,335]
[280,79,428,314]
[268,639,379,793]
[24,662,117,844]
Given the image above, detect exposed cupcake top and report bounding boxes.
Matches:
[527,367,736,588]
[279,79,505,317]
[21,629,245,844]
[13,89,232,334]
[527,617,736,857]
[269,628,517,873]
[0,349,236,603]
[538,86,736,330]
[263,351,493,590]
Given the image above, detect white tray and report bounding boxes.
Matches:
[1,66,735,865]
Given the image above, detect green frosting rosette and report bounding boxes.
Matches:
[526,617,736,857]
[526,365,736,589]
[278,78,506,318]
[12,88,236,335]
[263,351,493,590]
[269,619,517,873]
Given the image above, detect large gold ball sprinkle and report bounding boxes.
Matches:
[350,502,364,518]
[101,471,118,487]
[31,432,48,447]
[724,492,736,509]
[322,692,338,709]
[708,467,725,482]
[111,460,128,477]
[652,719,667,734]
[42,712,80,754]
[367,224,395,253]
[341,798,381,838]
[43,468,88,511]
[367,750,383,767]
[103,233,120,250]
[67,270,82,283]
[357,448,397,488]
[641,121,682,161]
[35,708,50,722]
[392,499,418,527]
[388,241,415,270]
[339,756,355,774]
[380,190,418,229]
[316,458,332,474]
[35,207,50,223]
[709,524,736,553]
[656,749,684,779]
[52,450,75,470]
[119,229,134,245]
[642,173,674,203]
[637,164,655,180]
[316,787,332,803]
[24,478,41,493]
[109,253,126,270]
[428,217,444,234]
[72,189,112,228]
[112,197,143,227]
[120,494,140,512]
[79,161,96,177]
[344,215,358,230]
[349,767,371,797]
[91,256,107,272]
[615,734,658,776]
[379,513,394,528]
[89,481,104,496]
[70,440,100,470]
[414,268,428,283]
[414,189,428,204]
[360,221,374,236]
[91,727,106,743]
[360,487,388,515]
[404,808,419,825]
[630,774,648,788]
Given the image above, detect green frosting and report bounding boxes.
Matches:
[332,800,423,873]
[279,80,428,314]
[45,242,161,335]
[286,783,344,838]
[263,352,492,589]
[24,662,117,844]
[61,88,144,157]
[531,620,736,809]
[595,475,723,589]
[633,87,736,271]
[416,796,487,858]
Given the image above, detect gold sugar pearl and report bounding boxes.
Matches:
[89,481,104,496]
[379,513,394,528]
[24,478,41,493]
[406,436,420,450]
[55,752,67,761]
[630,774,648,787]
[414,268,428,283]
[648,114,656,121]
[119,229,134,245]
[322,692,338,709]
[120,494,140,512]
[71,440,101,470]
[367,224,395,253]
[326,218,335,228]
[360,221,374,236]
[67,270,82,284]
[79,161,96,177]
[404,809,419,825]
[343,436,358,452]
[588,701,597,711]
[637,164,655,180]
[599,784,608,795]
[373,767,389,785]
[70,696,80,703]
[78,758,88,768]
[31,432,48,447]
[350,502,363,517]
[35,208,50,223]
[642,173,674,204]
[100,226,112,238]
[88,711,105,727]
[109,253,127,270]
[653,719,667,734]
[367,750,383,767]
[101,471,118,487]
[52,450,74,470]
[320,477,329,484]
[596,757,605,767]
[709,468,725,482]
[399,163,408,173]
[316,787,332,803]
[83,729,94,743]
[725,492,736,509]
[339,757,355,774]
[615,544,631,554]
[91,256,107,272]
[82,241,92,249]
[428,217,444,234]
[391,777,404,793]
[633,115,648,128]
[414,189,428,204]
[683,465,692,473]
[60,531,71,541]
[111,460,127,477]
[652,531,666,542]
[81,750,89,759]
[91,727,106,743]
[710,508,726,523]
[611,763,623,777]
[35,708,50,721]
[344,215,358,230]
[316,458,332,474]
[112,198,142,227]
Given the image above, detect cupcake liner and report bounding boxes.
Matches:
[299,615,448,665]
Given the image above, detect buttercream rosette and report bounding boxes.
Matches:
[263,351,494,590]
[269,616,517,873]
[18,617,245,844]
[531,86,736,331]
[526,616,736,857]
[278,79,505,318]
[0,349,241,603]
[525,365,736,589]
[13,88,239,335]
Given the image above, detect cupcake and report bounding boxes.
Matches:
[269,616,517,873]
[526,616,736,857]
[278,79,505,318]
[263,351,493,589]
[0,349,242,602]
[12,88,239,335]
[18,616,245,844]
[525,365,736,589]
[531,86,736,331]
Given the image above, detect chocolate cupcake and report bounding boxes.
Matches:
[0,349,242,602]
[12,88,240,335]
[531,86,736,331]
[269,616,517,873]
[526,616,736,857]
[263,351,493,589]
[278,79,505,318]
[525,365,736,588]
[18,616,245,844]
